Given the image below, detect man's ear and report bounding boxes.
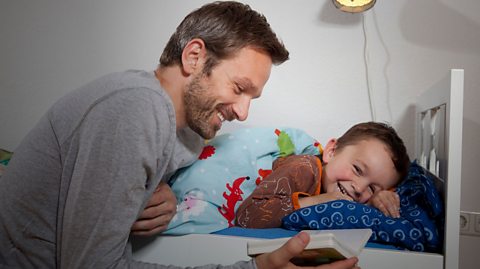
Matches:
[181,38,207,75]
[322,138,337,164]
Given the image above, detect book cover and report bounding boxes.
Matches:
[247,229,372,265]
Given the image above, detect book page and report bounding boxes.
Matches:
[247,229,372,265]
[304,229,372,255]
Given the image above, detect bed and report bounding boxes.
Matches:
[132,69,464,269]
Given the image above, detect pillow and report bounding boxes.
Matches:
[282,161,444,253]
[165,127,321,235]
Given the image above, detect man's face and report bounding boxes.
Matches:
[321,139,400,204]
[184,47,272,139]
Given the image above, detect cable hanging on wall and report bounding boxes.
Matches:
[333,1,395,124]
[362,14,376,121]
[333,0,378,121]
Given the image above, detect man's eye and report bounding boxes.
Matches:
[234,84,243,94]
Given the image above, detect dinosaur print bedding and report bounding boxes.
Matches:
[165,127,321,234]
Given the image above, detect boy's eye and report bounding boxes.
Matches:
[369,185,376,194]
[353,165,362,175]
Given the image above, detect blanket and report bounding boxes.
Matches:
[0,149,12,178]
[166,127,321,234]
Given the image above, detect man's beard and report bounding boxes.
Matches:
[184,74,220,139]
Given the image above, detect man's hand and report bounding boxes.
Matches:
[368,190,400,218]
[131,182,177,236]
[255,232,360,269]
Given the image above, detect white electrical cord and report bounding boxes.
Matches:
[362,13,376,122]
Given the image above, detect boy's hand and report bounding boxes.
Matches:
[368,190,400,218]
[131,182,177,236]
[255,232,360,269]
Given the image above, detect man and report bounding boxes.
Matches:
[0,1,359,268]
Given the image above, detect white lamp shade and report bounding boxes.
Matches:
[333,0,376,13]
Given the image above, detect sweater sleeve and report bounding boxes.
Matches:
[57,88,254,269]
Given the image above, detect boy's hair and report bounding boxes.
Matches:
[159,1,289,75]
[336,122,410,182]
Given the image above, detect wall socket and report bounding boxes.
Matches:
[460,211,480,236]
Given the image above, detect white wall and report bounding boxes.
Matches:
[0,0,479,268]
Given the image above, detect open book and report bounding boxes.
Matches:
[247,229,372,265]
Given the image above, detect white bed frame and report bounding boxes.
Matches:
[132,69,464,269]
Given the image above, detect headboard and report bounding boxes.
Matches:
[415,69,464,269]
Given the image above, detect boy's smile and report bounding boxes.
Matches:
[322,138,400,204]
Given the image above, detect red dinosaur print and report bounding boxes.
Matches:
[198,145,216,160]
[255,168,272,185]
[218,176,250,227]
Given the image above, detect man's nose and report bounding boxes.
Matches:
[232,96,251,121]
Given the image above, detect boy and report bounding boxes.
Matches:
[235,122,410,228]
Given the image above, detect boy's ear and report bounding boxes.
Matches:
[322,139,337,164]
[181,38,207,75]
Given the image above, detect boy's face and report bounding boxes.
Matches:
[184,46,272,139]
[321,138,399,204]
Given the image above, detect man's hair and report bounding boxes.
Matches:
[159,1,289,75]
[336,122,411,182]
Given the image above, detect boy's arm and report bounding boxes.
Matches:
[236,155,321,228]
[297,192,353,208]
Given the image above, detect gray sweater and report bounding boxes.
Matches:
[0,70,256,269]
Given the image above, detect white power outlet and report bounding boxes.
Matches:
[460,211,470,233]
[460,211,480,236]
[475,213,480,233]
